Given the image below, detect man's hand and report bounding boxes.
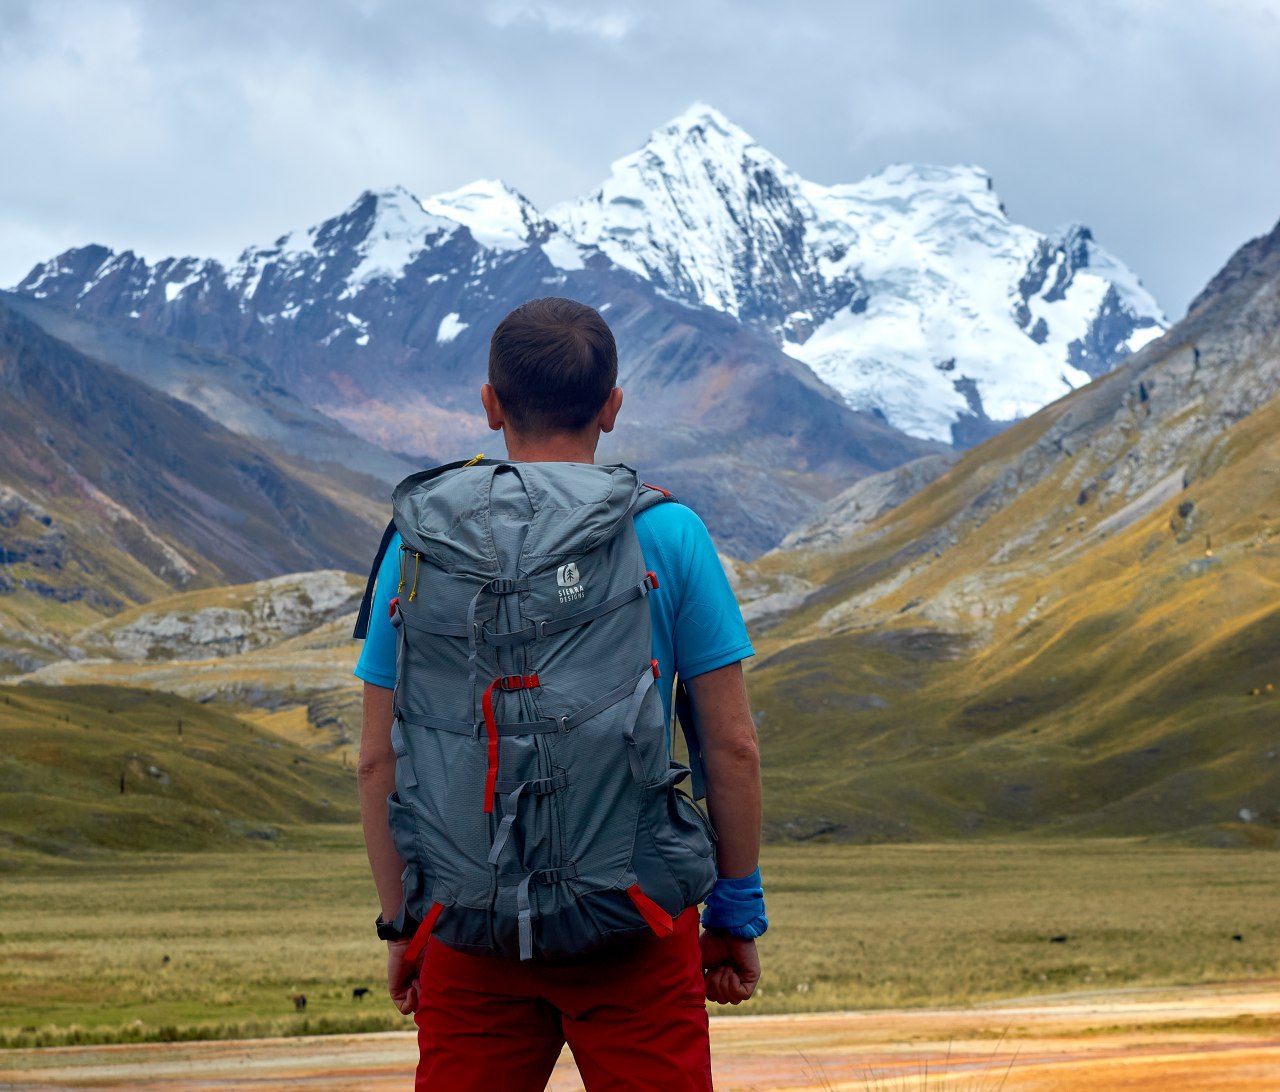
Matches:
[700,930,760,1005]
[386,939,422,1015]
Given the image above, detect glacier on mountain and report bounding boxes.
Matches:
[549,105,1167,444]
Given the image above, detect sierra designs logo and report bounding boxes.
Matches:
[556,562,585,603]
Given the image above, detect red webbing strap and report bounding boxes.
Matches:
[626,884,674,937]
[642,482,673,498]
[481,674,541,813]
[480,681,500,812]
[401,900,445,965]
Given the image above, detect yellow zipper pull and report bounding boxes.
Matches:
[397,545,407,594]
[463,453,486,467]
[408,551,422,602]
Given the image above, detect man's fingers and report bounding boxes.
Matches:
[704,966,724,1003]
[707,966,743,1005]
[390,983,419,1015]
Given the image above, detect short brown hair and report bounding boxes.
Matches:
[488,298,618,435]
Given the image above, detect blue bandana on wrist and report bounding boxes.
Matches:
[700,866,768,939]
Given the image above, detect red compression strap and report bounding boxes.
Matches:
[646,570,659,589]
[642,483,672,498]
[401,901,445,965]
[626,884,674,937]
[481,675,542,812]
[481,681,500,813]
[388,595,400,619]
[651,659,661,678]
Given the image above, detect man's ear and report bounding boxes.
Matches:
[480,383,505,432]
[597,387,624,434]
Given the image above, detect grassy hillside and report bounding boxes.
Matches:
[742,221,1280,843]
[0,686,357,859]
[4,571,367,755]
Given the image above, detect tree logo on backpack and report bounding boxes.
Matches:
[557,562,585,603]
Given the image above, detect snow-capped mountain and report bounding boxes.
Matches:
[550,104,1167,443]
[16,183,598,401]
[13,161,946,556]
[11,101,1165,492]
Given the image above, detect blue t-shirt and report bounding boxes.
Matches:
[353,502,754,730]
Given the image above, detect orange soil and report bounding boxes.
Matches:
[3,982,1279,1090]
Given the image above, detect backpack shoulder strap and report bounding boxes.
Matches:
[634,480,707,800]
[352,517,399,640]
[635,480,680,515]
[673,678,707,802]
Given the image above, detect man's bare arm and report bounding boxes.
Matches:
[686,660,762,1005]
[358,681,421,1014]
[358,681,405,917]
[687,660,761,878]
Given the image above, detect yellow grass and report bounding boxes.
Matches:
[2,834,1277,1047]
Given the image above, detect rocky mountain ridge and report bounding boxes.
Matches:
[9,186,944,556]
[0,299,385,672]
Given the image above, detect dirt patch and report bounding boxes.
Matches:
[4,982,1280,1090]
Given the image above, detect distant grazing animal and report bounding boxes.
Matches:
[162,955,170,965]
[1232,934,1244,942]
[291,993,307,1011]
[352,987,372,1001]
[1049,935,1068,944]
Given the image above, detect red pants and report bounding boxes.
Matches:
[414,907,712,1091]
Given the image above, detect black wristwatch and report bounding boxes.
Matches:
[375,913,418,942]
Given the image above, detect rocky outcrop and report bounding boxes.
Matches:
[75,571,363,661]
[779,453,960,552]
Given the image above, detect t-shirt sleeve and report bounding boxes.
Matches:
[659,507,755,680]
[353,531,402,690]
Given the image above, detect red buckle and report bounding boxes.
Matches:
[498,674,540,691]
[388,596,401,619]
[646,570,659,590]
[651,659,661,679]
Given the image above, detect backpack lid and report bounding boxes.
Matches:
[391,461,643,576]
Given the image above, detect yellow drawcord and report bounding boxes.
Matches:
[400,455,481,601]
[408,552,421,602]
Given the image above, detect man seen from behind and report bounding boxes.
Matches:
[354,297,766,1090]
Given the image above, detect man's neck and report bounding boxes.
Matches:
[502,428,598,464]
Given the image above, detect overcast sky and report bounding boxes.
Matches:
[2,0,1276,315]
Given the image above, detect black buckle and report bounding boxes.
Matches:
[498,674,539,691]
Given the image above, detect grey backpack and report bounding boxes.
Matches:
[353,459,718,962]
